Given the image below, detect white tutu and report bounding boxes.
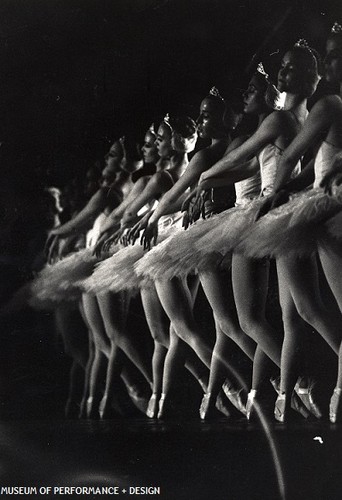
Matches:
[83,243,146,294]
[135,199,265,280]
[85,215,183,293]
[236,189,342,258]
[134,216,214,280]
[325,210,342,241]
[30,248,97,308]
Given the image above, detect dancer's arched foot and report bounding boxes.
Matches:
[270,379,311,420]
[157,393,167,419]
[222,382,247,416]
[146,393,159,419]
[199,393,216,420]
[290,392,310,419]
[329,388,342,423]
[246,390,258,421]
[295,386,322,419]
[86,396,100,419]
[274,393,288,423]
[295,380,322,418]
[274,393,303,423]
[126,385,149,415]
[99,395,109,420]
[215,391,231,419]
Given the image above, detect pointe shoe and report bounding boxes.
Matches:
[270,379,310,419]
[157,393,167,420]
[215,392,231,419]
[290,392,310,419]
[274,393,287,423]
[99,395,108,420]
[199,393,215,420]
[329,388,342,423]
[270,376,280,394]
[246,390,257,421]
[126,385,149,415]
[146,393,159,418]
[222,382,247,416]
[295,386,322,419]
[86,396,96,419]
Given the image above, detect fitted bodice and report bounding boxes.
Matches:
[258,143,300,196]
[86,213,108,248]
[314,141,342,189]
[235,171,261,207]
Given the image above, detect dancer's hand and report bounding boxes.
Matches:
[199,189,214,220]
[182,188,200,229]
[181,188,199,213]
[140,221,158,250]
[255,190,289,220]
[46,234,60,264]
[127,212,151,245]
[102,228,123,252]
[93,231,110,257]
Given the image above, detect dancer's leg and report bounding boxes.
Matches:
[318,240,342,421]
[97,291,153,385]
[141,286,169,396]
[232,254,282,365]
[79,331,95,418]
[281,255,341,355]
[199,270,256,360]
[82,294,110,357]
[277,258,308,395]
[155,278,213,367]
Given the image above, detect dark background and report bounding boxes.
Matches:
[0,0,341,187]
[0,0,340,419]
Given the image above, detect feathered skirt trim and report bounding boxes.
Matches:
[30,249,98,308]
[236,189,342,259]
[84,224,183,294]
[135,198,265,281]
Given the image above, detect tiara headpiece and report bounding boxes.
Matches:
[148,123,156,134]
[256,62,270,81]
[331,22,342,34]
[163,113,173,131]
[294,38,310,49]
[209,86,224,101]
[256,61,285,111]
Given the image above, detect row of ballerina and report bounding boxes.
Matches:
[30,21,342,423]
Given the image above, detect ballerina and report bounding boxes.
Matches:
[184,41,322,421]
[86,115,214,418]
[135,89,258,418]
[243,24,342,422]
[40,143,152,418]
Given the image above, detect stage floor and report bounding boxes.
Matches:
[1,418,341,500]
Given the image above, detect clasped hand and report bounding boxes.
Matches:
[181,187,212,229]
[140,221,158,250]
[255,190,290,221]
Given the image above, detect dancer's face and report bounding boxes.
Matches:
[277,50,303,93]
[155,124,173,158]
[196,98,224,139]
[324,38,342,83]
[141,131,159,163]
[243,75,267,115]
